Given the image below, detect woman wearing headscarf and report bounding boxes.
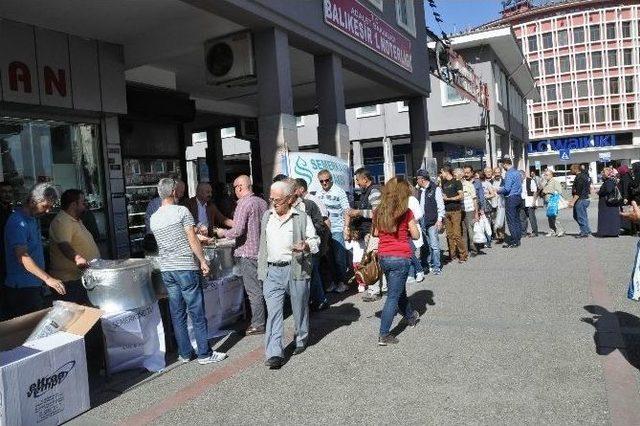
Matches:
[541,169,566,237]
[597,167,621,237]
[374,177,421,346]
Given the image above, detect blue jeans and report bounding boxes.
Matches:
[331,231,348,283]
[420,224,442,271]
[310,255,326,304]
[263,265,310,358]
[505,195,522,245]
[379,256,413,336]
[573,199,591,235]
[161,270,211,360]
[408,239,423,277]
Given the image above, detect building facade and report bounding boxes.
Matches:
[486,0,640,183]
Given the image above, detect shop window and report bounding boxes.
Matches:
[589,25,601,41]
[563,109,574,126]
[395,0,416,37]
[192,132,207,144]
[557,30,568,46]
[622,21,632,38]
[296,116,305,127]
[611,104,621,121]
[131,160,141,175]
[623,48,633,66]
[594,105,605,122]
[608,50,618,67]
[0,117,105,236]
[530,61,539,78]
[593,79,604,96]
[625,76,635,94]
[548,111,559,127]
[366,0,383,11]
[577,80,588,98]
[528,35,538,52]
[542,32,553,49]
[575,53,587,71]
[606,23,616,40]
[561,82,573,99]
[591,51,602,69]
[440,81,468,106]
[578,108,590,124]
[609,77,620,94]
[573,27,585,44]
[356,105,381,118]
[544,58,555,75]
[533,112,543,129]
[559,56,571,73]
[221,127,236,138]
[153,160,166,173]
[545,85,557,101]
[627,103,636,120]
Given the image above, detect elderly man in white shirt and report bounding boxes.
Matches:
[257,180,319,369]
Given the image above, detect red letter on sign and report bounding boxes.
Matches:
[8,61,32,93]
[44,66,67,97]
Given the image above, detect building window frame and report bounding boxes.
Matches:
[623,48,633,66]
[221,127,236,139]
[559,55,571,73]
[578,107,590,124]
[627,103,636,121]
[611,104,621,122]
[557,29,568,47]
[589,24,601,41]
[533,112,543,129]
[355,104,382,118]
[542,32,553,49]
[608,50,618,67]
[573,26,585,44]
[440,81,470,107]
[528,35,538,53]
[574,53,587,71]
[622,21,632,38]
[395,0,416,37]
[594,105,606,123]
[547,110,559,127]
[563,109,574,126]
[366,0,383,11]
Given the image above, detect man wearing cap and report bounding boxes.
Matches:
[416,169,445,275]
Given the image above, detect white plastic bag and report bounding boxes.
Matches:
[473,221,487,244]
[481,215,492,238]
[558,197,569,210]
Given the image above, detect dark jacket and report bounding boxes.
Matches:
[185,197,229,235]
[572,171,591,199]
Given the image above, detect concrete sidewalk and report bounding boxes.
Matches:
[72,205,640,425]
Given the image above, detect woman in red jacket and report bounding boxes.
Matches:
[374,177,421,346]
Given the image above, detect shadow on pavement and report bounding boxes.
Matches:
[307,302,360,347]
[581,305,640,371]
[372,289,435,337]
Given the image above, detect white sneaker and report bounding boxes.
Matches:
[358,285,366,293]
[198,351,227,365]
[326,282,337,293]
[546,231,556,237]
[335,282,348,293]
[178,355,191,364]
[556,231,565,237]
[415,272,425,282]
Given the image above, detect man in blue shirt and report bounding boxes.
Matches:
[4,183,65,319]
[497,158,523,248]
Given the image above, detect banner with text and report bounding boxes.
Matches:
[286,152,352,194]
[323,0,413,72]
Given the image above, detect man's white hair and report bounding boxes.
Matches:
[157,178,177,199]
[28,183,58,204]
[271,180,293,196]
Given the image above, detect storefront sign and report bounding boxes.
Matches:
[598,152,611,162]
[0,20,126,113]
[286,152,352,194]
[323,0,413,72]
[527,134,616,153]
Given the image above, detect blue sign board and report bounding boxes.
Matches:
[558,149,571,161]
[527,134,616,154]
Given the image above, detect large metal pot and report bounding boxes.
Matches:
[82,259,155,313]
[203,240,236,280]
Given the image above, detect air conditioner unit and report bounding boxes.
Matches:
[205,31,256,86]
[239,119,258,140]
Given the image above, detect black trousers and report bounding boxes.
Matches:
[3,285,48,319]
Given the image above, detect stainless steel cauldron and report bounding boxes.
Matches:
[203,239,236,280]
[82,259,155,313]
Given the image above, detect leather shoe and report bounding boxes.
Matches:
[293,346,306,355]
[265,356,284,369]
[245,326,265,336]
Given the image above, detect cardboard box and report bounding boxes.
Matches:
[0,305,102,426]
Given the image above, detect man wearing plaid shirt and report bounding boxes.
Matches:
[214,175,268,335]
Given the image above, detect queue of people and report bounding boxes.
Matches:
[2,158,638,371]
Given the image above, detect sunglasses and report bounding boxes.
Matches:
[319,178,332,184]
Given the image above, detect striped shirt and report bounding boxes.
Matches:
[149,205,198,272]
[314,185,350,233]
[221,194,268,259]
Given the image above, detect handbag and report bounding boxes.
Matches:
[473,221,487,244]
[558,196,569,210]
[606,185,623,207]
[354,250,381,286]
